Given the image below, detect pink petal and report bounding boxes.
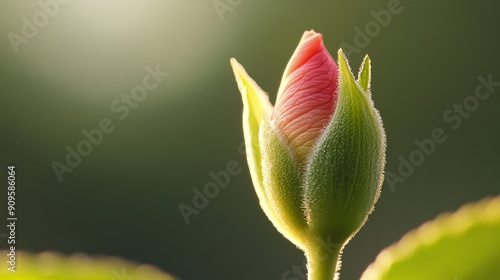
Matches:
[272,30,339,163]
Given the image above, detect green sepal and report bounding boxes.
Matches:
[260,120,307,248]
[231,58,305,246]
[302,49,386,244]
[357,55,371,94]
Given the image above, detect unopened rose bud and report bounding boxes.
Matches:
[231,30,386,280]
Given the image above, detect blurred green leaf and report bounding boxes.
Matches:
[0,251,176,280]
[361,196,500,280]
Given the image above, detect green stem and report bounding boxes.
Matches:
[306,245,342,280]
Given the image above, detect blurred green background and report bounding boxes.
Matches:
[0,0,499,279]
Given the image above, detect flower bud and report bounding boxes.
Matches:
[231,30,386,279]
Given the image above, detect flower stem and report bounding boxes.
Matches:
[305,244,342,280]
